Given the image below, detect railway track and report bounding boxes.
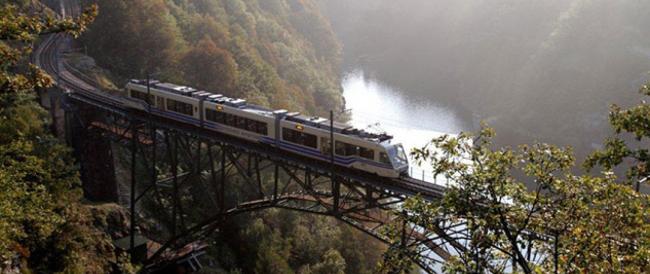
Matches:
[34,0,95,91]
[30,3,458,272]
[32,0,447,201]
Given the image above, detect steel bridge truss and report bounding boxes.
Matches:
[64,96,471,273]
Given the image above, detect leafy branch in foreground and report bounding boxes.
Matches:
[0,2,130,273]
[585,85,650,187]
[383,120,649,273]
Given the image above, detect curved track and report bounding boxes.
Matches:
[34,0,96,93]
[32,1,447,201]
[31,2,459,273]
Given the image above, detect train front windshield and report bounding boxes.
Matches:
[388,144,408,168]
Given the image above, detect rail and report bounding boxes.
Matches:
[28,2,461,273]
[32,22,448,202]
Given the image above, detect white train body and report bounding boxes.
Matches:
[125,80,409,178]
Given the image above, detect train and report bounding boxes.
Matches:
[123,80,409,178]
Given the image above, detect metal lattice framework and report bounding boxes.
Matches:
[60,93,473,273]
[33,2,472,269]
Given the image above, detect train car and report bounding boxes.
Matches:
[124,79,409,178]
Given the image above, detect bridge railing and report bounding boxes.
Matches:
[408,165,451,187]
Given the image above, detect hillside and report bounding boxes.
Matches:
[0,2,137,272]
[4,1,649,273]
[81,0,344,116]
[74,1,386,273]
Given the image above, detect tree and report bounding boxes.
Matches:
[254,243,295,274]
[181,37,238,93]
[81,0,185,79]
[585,85,650,189]
[0,137,63,267]
[311,249,346,274]
[0,76,105,272]
[382,121,649,273]
[79,0,345,116]
[0,2,128,272]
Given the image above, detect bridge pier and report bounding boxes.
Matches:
[36,83,120,202]
[65,100,119,202]
[37,86,67,139]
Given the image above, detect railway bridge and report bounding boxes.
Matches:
[32,2,469,273]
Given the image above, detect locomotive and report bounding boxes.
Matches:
[124,80,409,178]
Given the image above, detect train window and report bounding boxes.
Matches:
[283,129,294,143]
[283,128,317,148]
[236,116,247,129]
[246,119,257,132]
[238,116,268,135]
[130,90,154,103]
[379,152,390,164]
[303,132,318,148]
[246,120,267,135]
[225,114,236,127]
[257,123,269,135]
[347,144,358,156]
[166,99,193,116]
[206,109,225,123]
[335,141,347,156]
[335,141,358,156]
[359,147,374,160]
[334,142,373,159]
[244,119,267,135]
[321,137,331,155]
[207,108,268,135]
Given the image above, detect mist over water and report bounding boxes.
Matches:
[342,70,466,139]
[322,0,650,161]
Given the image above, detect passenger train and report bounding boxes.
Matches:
[124,80,409,177]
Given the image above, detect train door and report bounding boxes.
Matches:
[156,97,165,109]
[320,137,331,155]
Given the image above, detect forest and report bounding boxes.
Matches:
[0,1,135,272]
[1,0,649,273]
[77,0,389,272]
[80,0,344,117]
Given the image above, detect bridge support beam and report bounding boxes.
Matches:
[63,97,465,274]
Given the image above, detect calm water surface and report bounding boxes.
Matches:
[342,70,467,183]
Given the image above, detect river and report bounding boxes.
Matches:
[342,69,468,184]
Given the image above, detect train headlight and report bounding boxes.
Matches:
[295,124,304,131]
[216,105,223,111]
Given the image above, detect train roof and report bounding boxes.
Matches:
[128,79,394,143]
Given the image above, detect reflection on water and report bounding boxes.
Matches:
[342,70,466,184]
